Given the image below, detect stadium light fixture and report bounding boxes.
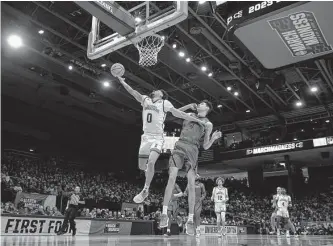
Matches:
[326,119,330,123]
[217,104,222,108]
[68,65,73,70]
[208,72,213,77]
[135,17,142,23]
[246,109,250,113]
[179,51,185,57]
[199,0,206,4]
[172,43,177,49]
[310,86,318,92]
[295,101,303,107]
[227,86,232,91]
[234,91,239,96]
[186,58,191,62]
[101,64,106,67]
[103,81,110,87]
[201,66,207,72]
[8,35,23,48]
[294,138,298,141]
[38,30,44,34]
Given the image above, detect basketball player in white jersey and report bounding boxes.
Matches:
[270,187,282,234]
[211,177,228,237]
[117,77,204,203]
[275,188,298,237]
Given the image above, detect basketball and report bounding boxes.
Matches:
[111,63,125,77]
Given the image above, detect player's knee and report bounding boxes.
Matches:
[138,158,148,171]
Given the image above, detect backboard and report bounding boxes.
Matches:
[76,1,188,60]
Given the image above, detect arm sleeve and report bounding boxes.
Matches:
[141,95,148,107]
[163,100,174,113]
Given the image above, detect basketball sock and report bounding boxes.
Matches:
[188,214,194,221]
[143,184,149,191]
[167,229,170,233]
[163,206,168,215]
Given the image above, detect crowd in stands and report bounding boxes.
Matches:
[1,150,333,235]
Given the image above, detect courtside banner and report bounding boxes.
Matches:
[14,192,56,210]
[199,225,238,235]
[1,216,91,235]
[89,219,132,235]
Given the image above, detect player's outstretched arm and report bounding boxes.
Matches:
[202,122,222,150]
[117,77,143,103]
[169,107,205,124]
[178,103,197,112]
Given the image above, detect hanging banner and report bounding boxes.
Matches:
[14,192,56,210]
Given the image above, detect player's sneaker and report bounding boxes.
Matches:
[186,220,195,236]
[164,230,171,236]
[159,214,169,228]
[286,231,290,237]
[277,229,281,236]
[133,189,149,203]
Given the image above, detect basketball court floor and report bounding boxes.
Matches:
[2,235,333,246]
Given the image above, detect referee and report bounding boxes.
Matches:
[57,186,85,236]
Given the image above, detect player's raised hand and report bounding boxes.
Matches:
[189,103,197,111]
[117,76,125,83]
[212,130,222,140]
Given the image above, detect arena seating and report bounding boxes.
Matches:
[1,151,333,235]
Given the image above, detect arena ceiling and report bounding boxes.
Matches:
[2,1,333,134]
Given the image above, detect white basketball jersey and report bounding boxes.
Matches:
[214,187,227,203]
[277,194,291,209]
[141,96,174,135]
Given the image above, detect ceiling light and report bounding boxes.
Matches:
[179,51,185,57]
[246,109,250,113]
[68,65,73,70]
[186,58,191,62]
[295,101,302,107]
[7,35,23,48]
[208,72,213,77]
[217,104,222,108]
[103,81,110,87]
[326,120,330,123]
[135,17,142,23]
[201,66,207,71]
[38,30,44,34]
[310,86,318,92]
[172,43,177,49]
[234,91,239,96]
[101,64,106,67]
[227,86,232,91]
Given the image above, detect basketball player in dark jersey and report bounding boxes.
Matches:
[184,174,206,237]
[159,100,222,236]
[164,183,183,236]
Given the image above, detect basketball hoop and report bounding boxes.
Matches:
[135,34,165,67]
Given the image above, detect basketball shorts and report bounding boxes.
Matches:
[215,203,226,213]
[168,200,179,215]
[169,141,199,172]
[138,133,164,169]
[276,208,289,218]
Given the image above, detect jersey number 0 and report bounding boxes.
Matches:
[147,113,152,123]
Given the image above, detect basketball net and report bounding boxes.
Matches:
[135,34,165,67]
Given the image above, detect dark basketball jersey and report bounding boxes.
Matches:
[179,113,210,147]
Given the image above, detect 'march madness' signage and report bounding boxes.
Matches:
[246,142,304,155]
